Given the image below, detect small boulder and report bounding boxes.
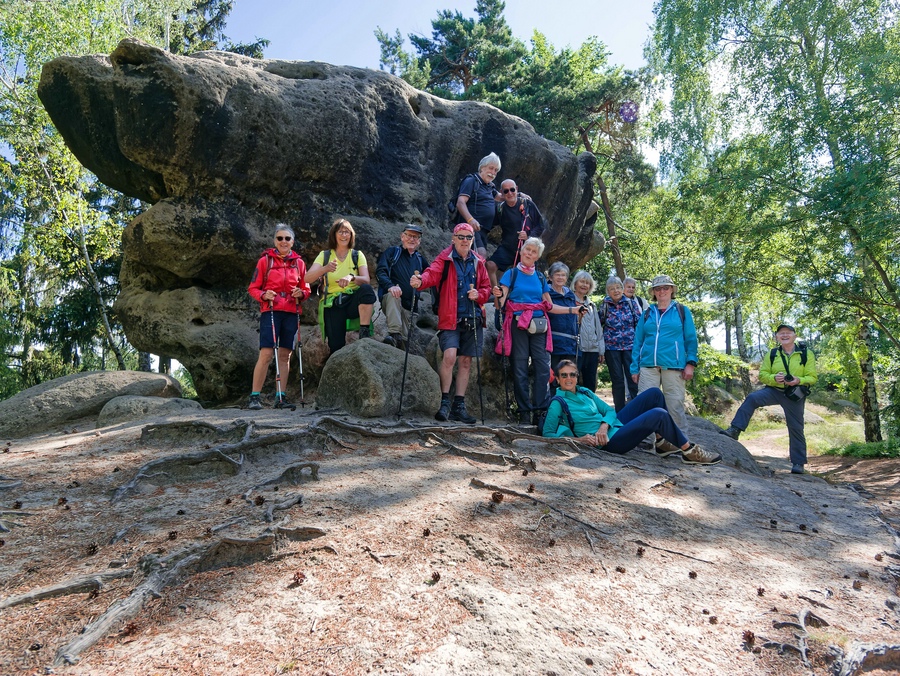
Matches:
[832,399,862,415]
[682,416,765,476]
[316,340,440,417]
[762,405,825,425]
[98,395,202,426]
[703,385,737,415]
[0,371,181,438]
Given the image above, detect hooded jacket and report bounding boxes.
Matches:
[248,249,310,313]
[418,245,491,330]
[630,302,698,373]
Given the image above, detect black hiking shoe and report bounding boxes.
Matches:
[449,399,476,424]
[390,333,405,351]
[274,395,296,411]
[358,325,372,339]
[719,425,742,440]
[247,394,262,410]
[435,397,451,422]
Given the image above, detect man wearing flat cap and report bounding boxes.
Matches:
[721,323,817,474]
[376,224,430,351]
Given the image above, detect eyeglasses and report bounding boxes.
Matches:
[403,232,422,239]
[455,234,474,241]
[502,187,517,194]
[558,372,578,378]
[275,236,293,241]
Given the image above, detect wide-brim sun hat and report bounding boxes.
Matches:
[651,274,676,289]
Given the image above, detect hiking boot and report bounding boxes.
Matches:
[274,394,292,408]
[435,397,451,422]
[390,333,405,351]
[719,425,742,440]
[791,463,805,474]
[358,325,372,339]
[382,335,396,347]
[247,394,262,410]
[449,399,477,425]
[654,438,683,457]
[680,443,722,465]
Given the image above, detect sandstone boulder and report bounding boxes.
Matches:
[316,340,441,417]
[683,416,765,475]
[97,395,203,427]
[762,405,825,425]
[0,371,181,438]
[38,39,602,401]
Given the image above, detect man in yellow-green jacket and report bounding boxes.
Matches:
[721,324,817,474]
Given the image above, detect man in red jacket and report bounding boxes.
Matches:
[411,223,492,423]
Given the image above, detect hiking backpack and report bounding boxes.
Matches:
[447,173,479,220]
[537,387,595,436]
[769,343,809,370]
[314,248,359,296]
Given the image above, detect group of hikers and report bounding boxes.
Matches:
[246,153,817,474]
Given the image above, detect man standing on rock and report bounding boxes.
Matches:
[376,224,429,351]
[411,223,492,423]
[486,179,546,290]
[720,323,817,474]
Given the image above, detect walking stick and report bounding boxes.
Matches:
[396,271,420,419]
[471,284,485,424]
[270,301,296,411]
[295,307,305,407]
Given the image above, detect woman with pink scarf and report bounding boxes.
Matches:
[494,237,579,427]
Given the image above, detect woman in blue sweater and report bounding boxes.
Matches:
[544,360,720,464]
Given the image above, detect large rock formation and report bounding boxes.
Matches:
[38,40,601,402]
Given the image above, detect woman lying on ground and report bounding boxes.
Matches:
[542,360,721,465]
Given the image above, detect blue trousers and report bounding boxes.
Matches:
[603,388,688,455]
[731,386,807,465]
[578,351,600,392]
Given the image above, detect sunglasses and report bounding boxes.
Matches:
[502,187,517,194]
[558,372,578,378]
[275,236,293,241]
[455,234,474,241]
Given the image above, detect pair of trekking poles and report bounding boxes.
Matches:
[396,273,485,424]
[267,300,304,411]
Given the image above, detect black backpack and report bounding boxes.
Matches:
[447,173,479,220]
[769,343,809,369]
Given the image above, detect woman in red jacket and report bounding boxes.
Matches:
[246,225,310,409]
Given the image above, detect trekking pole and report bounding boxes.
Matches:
[396,271,420,419]
[295,307,305,407]
[270,301,296,411]
[470,283,485,424]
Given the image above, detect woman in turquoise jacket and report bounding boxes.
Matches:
[630,274,698,430]
[542,361,720,464]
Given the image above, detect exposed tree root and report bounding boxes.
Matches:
[111,448,245,503]
[830,642,900,676]
[629,539,714,564]
[430,434,536,469]
[0,475,22,491]
[0,569,135,609]
[53,525,326,666]
[140,420,252,444]
[470,478,611,537]
[264,493,304,523]
[242,463,320,504]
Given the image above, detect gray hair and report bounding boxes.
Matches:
[572,270,596,295]
[606,275,624,292]
[521,236,545,256]
[478,152,501,171]
[623,277,637,286]
[274,224,295,239]
[548,261,570,279]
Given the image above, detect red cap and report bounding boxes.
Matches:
[453,222,474,234]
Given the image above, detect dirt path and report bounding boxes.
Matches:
[1,410,899,675]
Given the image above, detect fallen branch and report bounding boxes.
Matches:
[0,569,135,609]
[54,525,326,665]
[629,538,713,564]
[470,478,611,537]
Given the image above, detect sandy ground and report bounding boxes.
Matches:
[1,401,899,675]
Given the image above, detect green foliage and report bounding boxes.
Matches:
[688,344,746,400]
[822,438,900,459]
[174,365,198,400]
[0,0,261,399]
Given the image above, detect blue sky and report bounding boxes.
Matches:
[225,0,657,71]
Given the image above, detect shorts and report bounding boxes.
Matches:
[488,245,517,271]
[259,310,298,350]
[438,320,480,357]
[474,229,487,250]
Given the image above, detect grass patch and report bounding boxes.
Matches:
[821,437,900,459]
